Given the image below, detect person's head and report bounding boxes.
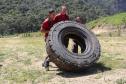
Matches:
[48,9,55,20]
[75,16,86,24]
[75,16,82,23]
[61,5,68,15]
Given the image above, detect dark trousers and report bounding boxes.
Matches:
[43,38,83,68]
[43,56,50,68]
[72,39,85,53]
[72,40,78,53]
[43,38,50,68]
[63,38,79,53]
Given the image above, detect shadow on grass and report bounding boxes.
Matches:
[0,64,2,67]
[56,63,111,78]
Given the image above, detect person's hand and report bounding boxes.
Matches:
[41,29,49,33]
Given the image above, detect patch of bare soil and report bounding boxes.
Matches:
[48,69,126,84]
[91,25,126,36]
[91,25,116,35]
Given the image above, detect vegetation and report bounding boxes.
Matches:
[116,78,126,84]
[0,0,120,36]
[0,36,126,83]
[88,12,126,29]
[0,37,56,84]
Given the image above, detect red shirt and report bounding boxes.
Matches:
[40,18,54,39]
[54,13,69,24]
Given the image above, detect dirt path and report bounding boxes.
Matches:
[48,69,126,84]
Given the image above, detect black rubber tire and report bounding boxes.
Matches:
[46,21,101,71]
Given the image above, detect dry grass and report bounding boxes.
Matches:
[0,36,126,84]
[0,37,56,84]
[99,37,126,69]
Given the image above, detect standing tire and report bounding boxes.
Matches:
[46,21,101,71]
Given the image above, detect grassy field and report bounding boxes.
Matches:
[0,37,56,84]
[88,12,126,29]
[0,36,126,84]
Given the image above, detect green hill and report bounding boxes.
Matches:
[88,12,126,29]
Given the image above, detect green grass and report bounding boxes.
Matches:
[0,36,126,83]
[116,78,126,84]
[0,37,56,84]
[98,37,126,69]
[87,12,126,29]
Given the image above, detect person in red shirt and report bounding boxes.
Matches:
[54,5,69,23]
[40,9,55,71]
[54,5,70,47]
[40,9,55,40]
[41,6,69,71]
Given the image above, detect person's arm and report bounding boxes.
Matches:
[66,14,69,20]
[40,22,49,33]
[54,15,59,24]
[41,28,49,33]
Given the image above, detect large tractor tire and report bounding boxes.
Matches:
[46,21,101,71]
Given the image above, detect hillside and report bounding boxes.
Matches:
[88,12,126,36]
[88,12,126,28]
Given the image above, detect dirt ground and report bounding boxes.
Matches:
[47,69,126,84]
